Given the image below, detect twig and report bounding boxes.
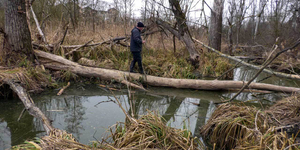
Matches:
[17,108,26,122]
[275,122,300,131]
[92,130,101,144]
[215,38,300,104]
[120,80,147,91]
[60,25,69,45]
[57,82,70,96]
[284,143,300,150]
[215,62,241,80]
[65,40,93,56]
[255,110,260,131]
[41,14,51,29]
[257,75,272,83]
[94,99,115,107]
[203,0,214,13]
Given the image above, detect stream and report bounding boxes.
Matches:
[0,66,300,149]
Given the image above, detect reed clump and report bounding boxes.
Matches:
[0,66,56,93]
[105,111,203,149]
[11,129,92,150]
[200,94,300,150]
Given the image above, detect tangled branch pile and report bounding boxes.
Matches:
[200,94,300,149]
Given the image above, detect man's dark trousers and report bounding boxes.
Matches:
[130,52,143,73]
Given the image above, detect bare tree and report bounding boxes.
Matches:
[208,0,224,51]
[2,0,35,65]
[235,0,246,45]
[254,0,267,41]
[227,0,235,55]
[156,0,199,64]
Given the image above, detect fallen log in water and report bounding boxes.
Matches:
[3,79,54,134]
[34,50,300,93]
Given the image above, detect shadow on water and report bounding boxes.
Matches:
[1,66,300,149]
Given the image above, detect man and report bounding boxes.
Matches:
[130,22,146,74]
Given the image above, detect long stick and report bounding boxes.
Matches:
[215,39,300,104]
[65,40,93,56]
[31,7,47,44]
[17,108,26,122]
[57,82,71,96]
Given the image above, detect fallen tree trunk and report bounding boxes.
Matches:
[34,50,300,93]
[3,79,54,134]
[193,38,300,80]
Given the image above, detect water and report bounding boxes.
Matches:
[0,66,299,149]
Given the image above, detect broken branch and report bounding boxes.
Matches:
[57,82,70,96]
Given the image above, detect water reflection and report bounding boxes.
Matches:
[0,99,37,150]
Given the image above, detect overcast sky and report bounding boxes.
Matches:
[101,0,214,21]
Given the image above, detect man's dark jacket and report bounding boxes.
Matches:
[130,27,143,52]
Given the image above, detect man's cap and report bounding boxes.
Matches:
[137,22,145,27]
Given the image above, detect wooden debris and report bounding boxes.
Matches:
[57,82,70,96]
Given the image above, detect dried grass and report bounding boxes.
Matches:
[105,111,203,149]
[200,94,300,150]
[11,129,92,150]
[0,66,56,92]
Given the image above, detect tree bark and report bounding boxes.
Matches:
[209,0,224,51]
[3,0,35,65]
[34,50,300,93]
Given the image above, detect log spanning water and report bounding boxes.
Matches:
[35,50,300,93]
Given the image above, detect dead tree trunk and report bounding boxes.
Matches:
[155,19,199,65]
[34,50,300,93]
[155,0,199,64]
[3,0,35,65]
[254,0,267,41]
[208,0,224,51]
